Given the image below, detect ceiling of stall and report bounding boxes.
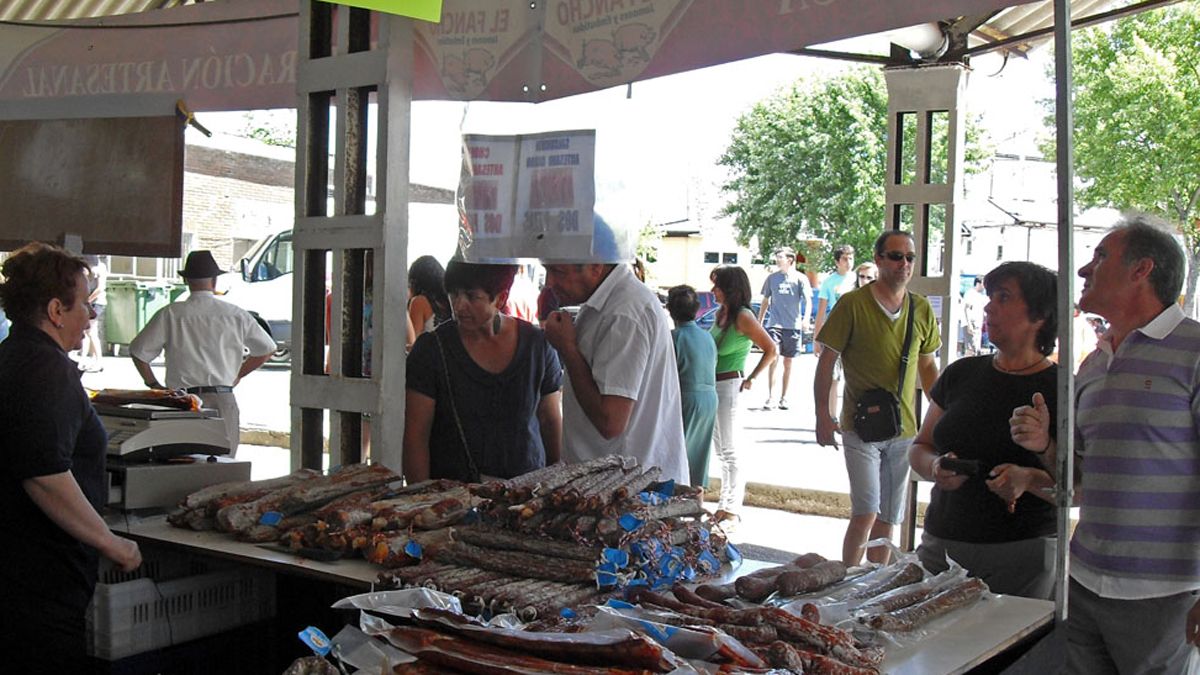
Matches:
[0,0,1177,64]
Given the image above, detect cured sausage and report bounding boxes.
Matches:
[411,608,677,671]
[774,560,848,597]
[387,626,655,674]
[694,582,738,603]
[671,584,726,609]
[763,640,881,675]
[846,562,923,600]
[866,577,987,631]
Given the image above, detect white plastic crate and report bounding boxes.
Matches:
[87,567,276,660]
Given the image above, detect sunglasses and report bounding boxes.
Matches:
[857,275,875,281]
[883,251,916,263]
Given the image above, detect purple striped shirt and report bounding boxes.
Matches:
[1072,310,1200,587]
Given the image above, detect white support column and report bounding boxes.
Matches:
[884,64,970,369]
[291,2,410,472]
[884,64,970,552]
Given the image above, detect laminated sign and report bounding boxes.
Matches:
[459,130,597,262]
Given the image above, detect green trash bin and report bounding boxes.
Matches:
[168,282,188,303]
[104,280,138,346]
[104,281,172,346]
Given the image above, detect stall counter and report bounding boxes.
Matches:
[110,514,1054,674]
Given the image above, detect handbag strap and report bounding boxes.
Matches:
[433,329,481,483]
[896,294,917,395]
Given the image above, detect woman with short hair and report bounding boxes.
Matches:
[667,285,718,488]
[404,261,563,483]
[0,242,142,671]
[909,261,1059,598]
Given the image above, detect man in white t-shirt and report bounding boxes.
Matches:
[813,245,856,418]
[961,277,987,356]
[541,262,688,485]
[757,247,812,410]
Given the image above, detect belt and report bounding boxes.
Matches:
[715,371,743,381]
[184,386,233,394]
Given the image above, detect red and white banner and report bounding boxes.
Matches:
[0,0,1030,117]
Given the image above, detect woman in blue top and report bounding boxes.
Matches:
[404,261,563,483]
[667,285,718,488]
[709,265,777,527]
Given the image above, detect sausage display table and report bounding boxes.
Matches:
[109,514,1054,674]
[110,513,379,589]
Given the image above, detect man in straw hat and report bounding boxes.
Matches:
[130,250,276,456]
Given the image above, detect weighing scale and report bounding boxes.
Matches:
[97,404,251,510]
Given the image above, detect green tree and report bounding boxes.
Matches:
[719,67,988,270]
[1053,4,1200,315]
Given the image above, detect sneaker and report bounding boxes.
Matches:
[761,400,775,411]
[778,398,789,410]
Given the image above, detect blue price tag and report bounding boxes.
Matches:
[259,511,283,526]
[619,513,645,532]
[404,540,423,559]
[298,626,331,656]
[603,548,630,567]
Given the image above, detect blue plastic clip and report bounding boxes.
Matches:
[619,513,645,532]
[404,540,423,558]
[560,607,577,619]
[726,542,743,564]
[298,626,331,656]
[603,548,630,568]
[259,511,283,526]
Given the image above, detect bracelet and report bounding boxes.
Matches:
[1033,436,1052,454]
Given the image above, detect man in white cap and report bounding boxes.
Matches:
[130,250,276,456]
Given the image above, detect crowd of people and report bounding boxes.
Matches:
[1,212,1196,670]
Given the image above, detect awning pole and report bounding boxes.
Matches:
[1052,0,1076,625]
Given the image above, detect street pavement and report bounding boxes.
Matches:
[82,351,932,559]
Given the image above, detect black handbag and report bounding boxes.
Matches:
[852,294,915,443]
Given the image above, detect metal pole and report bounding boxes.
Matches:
[1053,0,1076,625]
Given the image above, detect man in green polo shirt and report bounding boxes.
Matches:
[814,230,940,565]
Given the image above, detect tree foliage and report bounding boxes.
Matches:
[1051,4,1200,313]
[718,67,988,271]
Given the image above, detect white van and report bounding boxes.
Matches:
[221,229,294,362]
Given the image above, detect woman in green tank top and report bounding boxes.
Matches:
[709,265,778,528]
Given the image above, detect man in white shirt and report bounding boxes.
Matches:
[130,251,276,456]
[541,262,689,485]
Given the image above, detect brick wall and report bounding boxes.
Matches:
[183,145,294,269]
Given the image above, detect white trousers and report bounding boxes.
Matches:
[713,378,744,512]
[199,391,241,457]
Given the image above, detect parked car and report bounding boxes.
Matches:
[696,301,762,331]
[694,291,717,319]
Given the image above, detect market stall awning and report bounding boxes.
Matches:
[0,0,1132,115]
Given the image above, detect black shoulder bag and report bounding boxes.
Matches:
[852,294,916,443]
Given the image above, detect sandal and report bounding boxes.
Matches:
[712,509,742,532]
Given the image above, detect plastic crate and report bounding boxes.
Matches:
[95,547,200,586]
[87,568,276,661]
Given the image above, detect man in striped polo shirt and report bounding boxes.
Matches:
[1012,216,1199,672]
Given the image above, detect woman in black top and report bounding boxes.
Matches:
[908,261,1058,599]
[404,261,563,483]
[0,243,142,670]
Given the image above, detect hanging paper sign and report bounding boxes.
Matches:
[459,129,596,262]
